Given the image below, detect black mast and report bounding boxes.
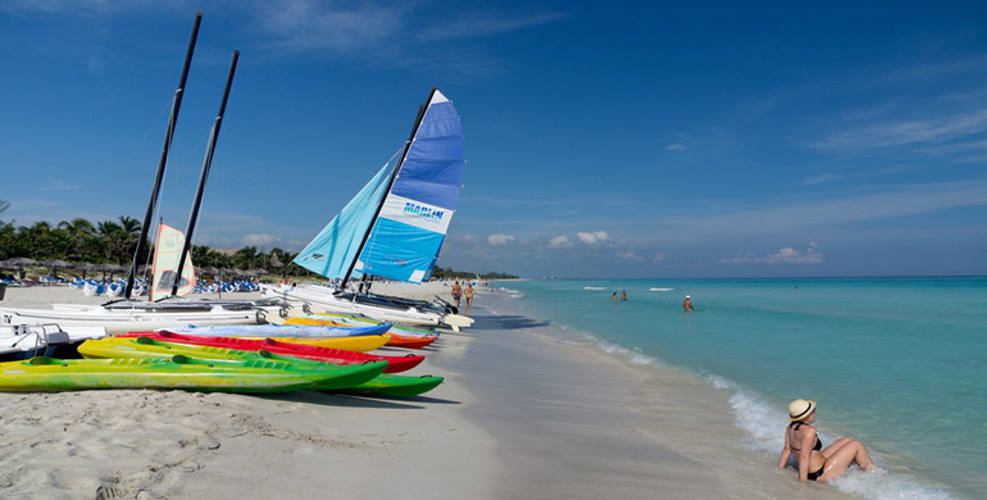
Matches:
[124,11,202,299]
[171,50,240,297]
[339,87,437,291]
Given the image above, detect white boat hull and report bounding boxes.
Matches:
[0,324,107,358]
[263,285,443,327]
[0,305,264,334]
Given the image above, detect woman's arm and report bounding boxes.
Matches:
[778,429,792,469]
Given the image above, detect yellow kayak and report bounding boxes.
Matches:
[232,334,390,352]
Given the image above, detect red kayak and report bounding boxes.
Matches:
[386,333,439,349]
[116,331,424,373]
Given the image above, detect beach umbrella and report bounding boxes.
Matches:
[1,257,39,268]
[0,257,38,279]
[76,262,96,279]
[41,259,73,269]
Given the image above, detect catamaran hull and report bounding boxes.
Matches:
[0,306,263,334]
[264,286,442,327]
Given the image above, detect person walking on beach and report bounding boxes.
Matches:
[611,292,618,303]
[464,283,475,315]
[778,399,875,483]
[621,290,628,301]
[451,281,462,309]
[682,295,694,312]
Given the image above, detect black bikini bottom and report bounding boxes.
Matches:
[807,467,824,481]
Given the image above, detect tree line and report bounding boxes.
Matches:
[0,200,518,280]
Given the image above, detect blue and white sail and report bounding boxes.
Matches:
[294,88,465,284]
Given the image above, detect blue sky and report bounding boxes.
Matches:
[1,1,985,278]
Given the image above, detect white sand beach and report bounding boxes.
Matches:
[0,283,849,499]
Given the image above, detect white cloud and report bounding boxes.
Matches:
[38,179,83,192]
[665,142,687,151]
[487,233,515,246]
[241,233,276,247]
[814,108,987,152]
[576,230,611,245]
[801,173,841,186]
[653,252,667,263]
[617,251,641,261]
[417,11,565,42]
[548,235,571,248]
[721,242,823,265]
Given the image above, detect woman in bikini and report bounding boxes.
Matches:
[778,399,875,482]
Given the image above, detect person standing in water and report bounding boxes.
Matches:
[682,295,694,312]
[451,281,462,309]
[778,399,874,482]
[464,283,475,315]
[611,292,618,303]
[621,290,628,301]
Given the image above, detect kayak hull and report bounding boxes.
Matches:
[0,357,335,393]
[117,332,424,373]
[78,339,387,390]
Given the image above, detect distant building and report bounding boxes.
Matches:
[210,248,238,256]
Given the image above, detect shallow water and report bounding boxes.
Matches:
[491,277,987,499]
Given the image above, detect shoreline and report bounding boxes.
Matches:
[465,291,850,499]
[480,283,964,499]
[0,283,942,498]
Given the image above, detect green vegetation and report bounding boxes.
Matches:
[0,205,308,277]
[0,202,516,280]
[431,265,518,280]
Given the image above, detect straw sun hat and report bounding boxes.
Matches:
[788,399,817,421]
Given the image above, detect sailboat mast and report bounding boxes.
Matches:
[339,87,437,291]
[125,11,202,300]
[171,50,240,297]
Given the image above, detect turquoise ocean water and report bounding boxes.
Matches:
[491,277,986,499]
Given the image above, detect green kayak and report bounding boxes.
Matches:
[78,338,387,390]
[0,356,346,393]
[340,373,445,397]
[80,337,442,397]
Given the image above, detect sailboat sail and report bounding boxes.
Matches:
[295,88,465,284]
[293,160,394,279]
[150,223,196,301]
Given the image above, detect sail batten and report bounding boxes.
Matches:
[294,88,465,285]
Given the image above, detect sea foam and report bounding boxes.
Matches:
[649,287,674,292]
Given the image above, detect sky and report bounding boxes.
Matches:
[0,0,985,278]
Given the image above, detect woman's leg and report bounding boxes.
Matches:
[820,437,853,459]
[820,440,874,481]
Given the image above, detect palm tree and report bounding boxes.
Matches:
[233,246,258,270]
[57,218,97,261]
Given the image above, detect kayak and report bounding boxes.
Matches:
[341,373,444,397]
[285,317,437,349]
[314,313,439,336]
[164,323,391,338]
[78,338,387,390]
[81,337,443,397]
[116,331,424,373]
[248,334,390,352]
[0,356,344,393]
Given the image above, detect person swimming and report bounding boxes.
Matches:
[682,295,694,312]
[778,399,875,482]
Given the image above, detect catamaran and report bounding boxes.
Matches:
[264,88,473,331]
[0,13,284,333]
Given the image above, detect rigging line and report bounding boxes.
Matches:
[135,98,173,150]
